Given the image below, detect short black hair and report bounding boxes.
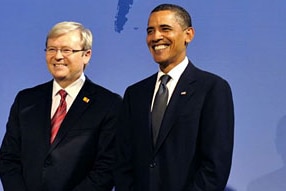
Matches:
[150,4,192,28]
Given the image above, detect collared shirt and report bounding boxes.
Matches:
[51,73,85,118]
[151,56,189,110]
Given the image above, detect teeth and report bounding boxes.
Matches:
[54,64,66,66]
[154,45,168,50]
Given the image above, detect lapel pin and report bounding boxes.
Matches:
[83,97,90,103]
[180,91,187,95]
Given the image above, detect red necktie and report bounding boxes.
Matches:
[50,89,67,143]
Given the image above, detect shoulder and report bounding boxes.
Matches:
[84,77,122,102]
[125,73,157,93]
[189,62,231,89]
[11,81,52,108]
[16,81,52,99]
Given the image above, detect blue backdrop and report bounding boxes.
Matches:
[1,1,286,190]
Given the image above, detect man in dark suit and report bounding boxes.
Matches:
[115,4,234,191]
[0,21,122,191]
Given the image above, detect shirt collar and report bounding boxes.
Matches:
[52,73,86,98]
[157,56,189,82]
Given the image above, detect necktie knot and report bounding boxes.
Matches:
[58,89,67,100]
[160,75,171,86]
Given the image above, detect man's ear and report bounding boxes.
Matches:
[84,49,92,57]
[185,27,195,45]
[83,49,92,66]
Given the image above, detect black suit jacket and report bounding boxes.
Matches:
[0,77,122,191]
[115,62,234,191]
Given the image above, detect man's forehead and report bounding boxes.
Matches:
[148,12,177,25]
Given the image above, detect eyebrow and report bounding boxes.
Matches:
[159,24,172,28]
[147,24,172,31]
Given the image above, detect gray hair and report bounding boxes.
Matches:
[45,21,92,50]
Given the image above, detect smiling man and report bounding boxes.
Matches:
[0,21,122,191]
[115,4,234,191]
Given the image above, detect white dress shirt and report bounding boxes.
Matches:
[151,57,189,111]
[51,73,85,118]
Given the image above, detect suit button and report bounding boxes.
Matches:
[44,158,52,167]
[149,161,157,168]
[43,162,49,168]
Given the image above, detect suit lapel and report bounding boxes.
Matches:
[136,74,158,151]
[24,81,53,152]
[154,62,198,154]
[145,75,158,151]
[41,87,53,148]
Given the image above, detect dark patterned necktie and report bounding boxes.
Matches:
[152,75,171,145]
[50,89,67,143]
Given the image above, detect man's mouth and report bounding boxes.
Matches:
[153,44,169,51]
[53,63,67,67]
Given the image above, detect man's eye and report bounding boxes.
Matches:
[162,27,171,31]
[48,48,56,52]
[147,29,153,34]
[62,49,72,53]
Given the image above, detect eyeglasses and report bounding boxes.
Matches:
[45,47,85,56]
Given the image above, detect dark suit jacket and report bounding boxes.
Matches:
[0,77,122,191]
[115,62,234,191]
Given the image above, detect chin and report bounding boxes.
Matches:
[153,57,166,63]
[53,75,67,81]
[157,61,170,69]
